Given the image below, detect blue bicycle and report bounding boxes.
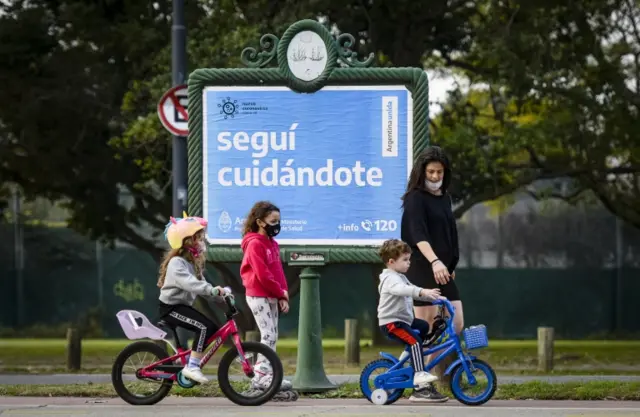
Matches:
[359,299,497,406]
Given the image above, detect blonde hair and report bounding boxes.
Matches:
[157,230,206,288]
[378,239,411,264]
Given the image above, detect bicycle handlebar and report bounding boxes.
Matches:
[431,298,455,317]
[222,286,236,314]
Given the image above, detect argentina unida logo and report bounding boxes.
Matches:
[218,97,239,119]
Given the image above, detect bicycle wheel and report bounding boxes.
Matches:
[449,358,497,406]
[217,341,284,406]
[359,359,406,405]
[111,341,174,405]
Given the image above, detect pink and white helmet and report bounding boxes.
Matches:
[164,211,208,249]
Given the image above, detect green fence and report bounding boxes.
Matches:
[2,226,638,339]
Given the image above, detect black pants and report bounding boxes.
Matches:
[406,251,460,306]
[158,302,218,353]
[380,318,430,373]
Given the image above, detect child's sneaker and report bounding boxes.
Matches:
[182,367,208,384]
[413,370,438,388]
[409,384,449,403]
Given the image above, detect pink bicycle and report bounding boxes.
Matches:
[111,290,284,406]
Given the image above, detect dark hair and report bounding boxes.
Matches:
[379,239,411,264]
[401,146,451,206]
[242,201,280,236]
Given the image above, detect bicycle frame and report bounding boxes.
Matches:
[137,314,253,380]
[374,299,478,388]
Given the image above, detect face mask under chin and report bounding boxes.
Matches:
[426,179,443,191]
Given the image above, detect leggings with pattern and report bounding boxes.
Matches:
[246,296,279,371]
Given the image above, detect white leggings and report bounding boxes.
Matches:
[246,296,279,372]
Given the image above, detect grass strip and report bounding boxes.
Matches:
[1,381,639,401]
[1,366,640,376]
[1,339,639,371]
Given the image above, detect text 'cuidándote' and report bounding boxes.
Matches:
[215,123,383,187]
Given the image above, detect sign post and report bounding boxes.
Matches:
[187,19,430,392]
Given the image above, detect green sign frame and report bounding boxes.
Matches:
[186,19,430,392]
[187,19,430,264]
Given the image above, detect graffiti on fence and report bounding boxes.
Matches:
[113,278,145,302]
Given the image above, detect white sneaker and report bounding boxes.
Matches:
[413,371,438,388]
[182,367,209,384]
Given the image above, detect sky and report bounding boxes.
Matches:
[425,69,464,118]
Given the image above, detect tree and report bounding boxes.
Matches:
[429,88,549,217]
[445,0,640,228]
[0,0,189,254]
[308,0,640,228]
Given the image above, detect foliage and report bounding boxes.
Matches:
[439,0,640,227]
[499,199,640,267]
[2,0,640,268]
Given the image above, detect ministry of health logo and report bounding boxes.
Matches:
[218,97,239,119]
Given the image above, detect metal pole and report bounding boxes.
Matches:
[172,0,188,217]
[96,240,104,309]
[172,0,190,349]
[12,187,24,327]
[615,216,623,332]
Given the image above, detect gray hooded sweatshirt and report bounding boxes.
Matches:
[377,268,435,326]
[159,257,224,306]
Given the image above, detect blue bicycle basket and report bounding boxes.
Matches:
[463,325,488,350]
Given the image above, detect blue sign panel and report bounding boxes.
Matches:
[202,86,413,246]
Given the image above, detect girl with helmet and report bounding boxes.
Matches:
[157,211,228,384]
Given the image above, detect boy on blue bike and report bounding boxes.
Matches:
[377,239,447,401]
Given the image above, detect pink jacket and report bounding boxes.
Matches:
[240,232,288,298]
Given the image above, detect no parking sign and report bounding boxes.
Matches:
[158,85,188,136]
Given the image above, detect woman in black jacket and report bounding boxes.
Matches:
[400,146,463,403]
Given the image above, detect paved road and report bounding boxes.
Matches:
[1,397,639,416]
[2,373,640,385]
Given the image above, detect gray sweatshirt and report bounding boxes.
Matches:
[158,257,223,306]
[377,268,435,326]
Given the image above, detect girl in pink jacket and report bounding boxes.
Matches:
[240,201,291,392]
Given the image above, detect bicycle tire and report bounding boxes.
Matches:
[359,358,405,404]
[111,341,174,406]
[449,358,497,406]
[217,341,284,406]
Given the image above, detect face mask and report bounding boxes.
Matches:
[186,240,206,258]
[186,246,201,258]
[264,222,281,237]
[426,179,443,191]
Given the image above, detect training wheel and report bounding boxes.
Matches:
[371,388,388,405]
